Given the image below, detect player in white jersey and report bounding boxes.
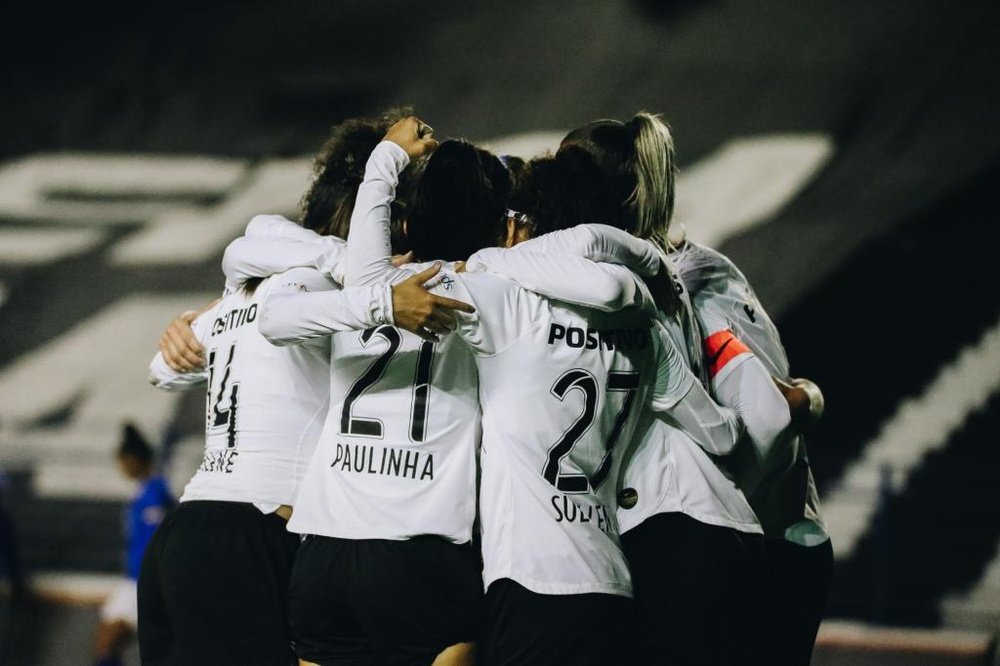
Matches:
[141,114,468,666]
[670,239,830,666]
[340,127,744,665]
[548,112,825,664]
[450,114,799,664]
[143,268,381,665]
[452,150,759,664]
[450,157,747,666]
[266,123,503,666]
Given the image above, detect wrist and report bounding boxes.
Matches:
[382,282,396,326]
[791,377,824,422]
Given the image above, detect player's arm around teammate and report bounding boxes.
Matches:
[475,221,808,486]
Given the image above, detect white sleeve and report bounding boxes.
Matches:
[465,249,649,312]
[712,354,794,488]
[222,237,345,291]
[649,323,743,455]
[244,214,339,244]
[257,268,394,346]
[438,271,534,357]
[345,141,413,287]
[488,224,662,277]
[148,308,215,391]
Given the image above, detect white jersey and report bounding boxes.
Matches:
[445,270,696,597]
[280,259,480,544]
[286,139,481,544]
[468,229,762,535]
[621,257,765,534]
[671,241,827,545]
[148,269,335,509]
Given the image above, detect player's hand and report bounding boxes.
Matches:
[384,116,439,160]
[774,376,824,430]
[641,260,680,317]
[159,311,205,372]
[391,251,414,267]
[391,263,475,342]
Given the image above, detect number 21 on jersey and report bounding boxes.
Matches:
[340,325,435,443]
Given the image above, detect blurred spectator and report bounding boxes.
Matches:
[93,424,174,666]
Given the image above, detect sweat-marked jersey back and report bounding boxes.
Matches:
[149,269,333,509]
[444,270,685,597]
[287,264,481,545]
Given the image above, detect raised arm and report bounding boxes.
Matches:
[345,117,437,287]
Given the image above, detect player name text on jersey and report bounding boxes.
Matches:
[546,323,649,351]
[211,304,258,337]
[331,443,434,481]
[550,494,617,535]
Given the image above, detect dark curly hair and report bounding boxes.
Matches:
[300,107,420,241]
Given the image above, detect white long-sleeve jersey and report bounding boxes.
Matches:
[467,227,766,534]
[670,240,827,545]
[284,294,481,544]
[279,142,481,544]
[440,269,740,596]
[148,270,339,510]
[222,214,348,294]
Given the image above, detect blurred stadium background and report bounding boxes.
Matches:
[1,1,998,663]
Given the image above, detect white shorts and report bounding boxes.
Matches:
[100,578,138,627]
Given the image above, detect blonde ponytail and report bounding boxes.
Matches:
[626,112,677,251]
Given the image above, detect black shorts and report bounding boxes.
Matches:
[137,500,299,666]
[288,534,483,666]
[622,511,766,666]
[482,578,635,666]
[756,537,833,666]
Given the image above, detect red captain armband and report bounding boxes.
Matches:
[703,330,751,380]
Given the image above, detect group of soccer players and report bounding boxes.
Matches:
[143,109,832,666]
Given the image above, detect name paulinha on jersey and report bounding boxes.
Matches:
[211,304,258,337]
[550,494,618,535]
[331,443,434,481]
[546,323,649,351]
[199,448,239,474]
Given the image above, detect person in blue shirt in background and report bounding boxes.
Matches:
[94,423,174,666]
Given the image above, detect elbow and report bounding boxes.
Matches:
[244,214,273,237]
[221,239,244,279]
[712,412,745,456]
[590,279,630,312]
[256,314,288,346]
[749,406,793,455]
[148,371,163,389]
[256,307,296,347]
